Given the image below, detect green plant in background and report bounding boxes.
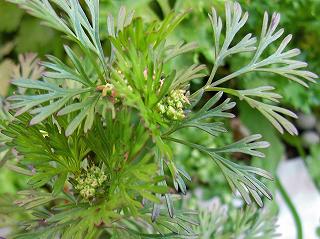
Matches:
[0,0,63,55]
[0,0,317,238]
[0,1,62,94]
[195,202,279,239]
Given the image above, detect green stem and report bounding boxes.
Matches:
[206,62,219,86]
[210,65,252,87]
[190,85,239,102]
[205,86,240,97]
[275,176,303,239]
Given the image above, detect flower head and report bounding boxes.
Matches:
[75,165,107,200]
[157,89,189,121]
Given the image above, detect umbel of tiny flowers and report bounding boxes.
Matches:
[157,89,190,120]
[74,165,107,200]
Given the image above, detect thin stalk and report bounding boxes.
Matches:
[206,61,220,87]
[190,84,239,102]
[210,65,252,87]
[205,86,240,97]
[275,176,303,239]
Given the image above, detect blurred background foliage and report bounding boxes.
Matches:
[0,0,319,237]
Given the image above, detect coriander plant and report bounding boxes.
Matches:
[0,1,317,238]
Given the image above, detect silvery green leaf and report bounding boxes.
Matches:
[205,2,318,135]
[167,136,273,206]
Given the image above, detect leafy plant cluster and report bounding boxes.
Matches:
[0,0,317,238]
[195,202,279,239]
[134,0,320,216]
[157,0,320,113]
[237,0,320,112]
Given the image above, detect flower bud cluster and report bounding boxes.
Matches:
[75,166,107,200]
[157,89,189,120]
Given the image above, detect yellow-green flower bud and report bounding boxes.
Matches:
[74,165,107,200]
[157,89,189,121]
